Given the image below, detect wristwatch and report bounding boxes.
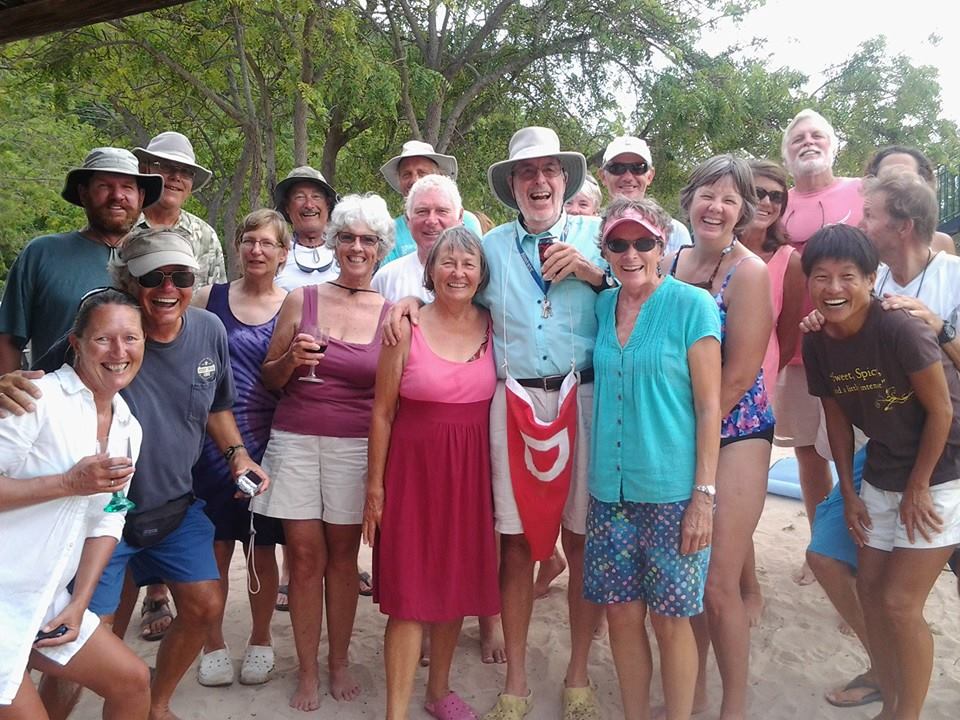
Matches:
[693,484,716,499]
[592,271,617,293]
[938,319,956,346]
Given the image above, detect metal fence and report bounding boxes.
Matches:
[937,165,960,235]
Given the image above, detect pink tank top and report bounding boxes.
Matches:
[400,322,496,404]
[760,244,795,404]
[273,285,390,438]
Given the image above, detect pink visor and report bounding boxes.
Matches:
[602,209,665,241]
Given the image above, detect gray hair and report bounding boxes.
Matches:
[781,108,839,171]
[574,175,603,213]
[598,196,674,250]
[679,154,757,235]
[107,226,193,295]
[423,225,490,293]
[324,193,396,260]
[864,169,938,243]
[405,174,463,218]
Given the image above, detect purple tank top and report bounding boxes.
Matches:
[193,283,280,485]
[273,284,390,438]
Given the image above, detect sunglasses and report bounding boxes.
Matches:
[147,160,197,180]
[755,187,785,204]
[604,237,661,254]
[336,232,380,248]
[136,270,196,289]
[604,161,649,177]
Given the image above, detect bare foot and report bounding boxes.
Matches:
[652,696,708,720]
[743,589,764,627]
[290,671,321,712]
[329,664,361,701]
[479,615,506,664]
[791,560,817,586]
[533,551,566,599]
[149,706,182,720]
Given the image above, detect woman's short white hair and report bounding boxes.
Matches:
[324,193,396,259]
[781,109,839,171]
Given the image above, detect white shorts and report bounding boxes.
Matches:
[773,364,824,448]
[490,380,593,536]
[861,478,960,551]
[251,429,367,524]
[33,603,100,670]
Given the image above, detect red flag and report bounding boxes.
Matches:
[504,372,579,561]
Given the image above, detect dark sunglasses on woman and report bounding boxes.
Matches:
[755,187,785,204]
[605,237,661,254]
[136,270,196,289]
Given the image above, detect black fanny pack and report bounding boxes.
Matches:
[123,493,194,548]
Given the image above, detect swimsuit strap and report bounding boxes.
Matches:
[668,245,693,276]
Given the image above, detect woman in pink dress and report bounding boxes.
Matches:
[738,159,805,623]
[364,226,498,720]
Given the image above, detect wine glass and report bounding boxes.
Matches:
[100,436,137,513]
[298,325,330,384]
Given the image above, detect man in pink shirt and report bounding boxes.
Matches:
[777,109,864,585]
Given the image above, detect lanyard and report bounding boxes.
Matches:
[514,218,570,296]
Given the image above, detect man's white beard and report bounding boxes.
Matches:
[792,154,832,178]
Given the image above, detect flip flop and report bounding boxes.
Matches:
[140,596,173,642]
[358,571,373,597]
[275,584,289,612]
[825,672,882,708]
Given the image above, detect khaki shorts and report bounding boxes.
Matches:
[773,364,823,448]
[490,380,593,536]
[251,429,367,524]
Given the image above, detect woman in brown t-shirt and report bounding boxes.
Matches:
[801,224,960,720]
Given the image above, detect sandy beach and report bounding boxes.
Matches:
[73,450,960,719]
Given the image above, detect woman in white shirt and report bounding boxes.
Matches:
[0,289,150,718]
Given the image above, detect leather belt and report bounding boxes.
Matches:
[515,368,594,392]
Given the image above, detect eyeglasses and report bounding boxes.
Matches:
[289,191,329,205]
[604,237,661,254]
[147,160,196,180]
[512,163,565,181]
[76,286,138,311]
[604,161,649,177]
[136,270,196,289]
[755,187,785,204]
[240,238,283,250]
[335,232,380,248]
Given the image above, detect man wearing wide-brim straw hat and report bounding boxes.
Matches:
[272,165,341,291]
[133,131,226,287]
[378,139,485,265]
[0,147,163,373]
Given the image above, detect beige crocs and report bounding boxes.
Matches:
[563,686,602,720]
[239,644,275,685]
[481,692,533,720]
[197,647,234,687]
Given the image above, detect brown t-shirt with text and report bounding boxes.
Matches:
[803,301,960,492]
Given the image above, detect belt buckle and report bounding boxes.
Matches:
[541,376,551,392]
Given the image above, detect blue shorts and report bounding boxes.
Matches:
[807,446,868,571]
[584,496,709,617]
[89,500,220,615]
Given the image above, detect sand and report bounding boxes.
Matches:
[73,454,960,719]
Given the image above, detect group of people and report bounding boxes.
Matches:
[0,106,957,720]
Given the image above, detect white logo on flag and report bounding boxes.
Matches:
[520,430,569,483]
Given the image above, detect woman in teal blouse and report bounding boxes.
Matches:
[584,197,722,720]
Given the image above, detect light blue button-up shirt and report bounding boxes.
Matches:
[478,212,603,380]
[381,210,484,266]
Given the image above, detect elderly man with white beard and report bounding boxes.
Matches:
[777,109,865,586]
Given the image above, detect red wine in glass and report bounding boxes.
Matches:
[300,326,330,383]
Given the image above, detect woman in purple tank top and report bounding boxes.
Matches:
[191,209,289,687]
[251,194,394,711]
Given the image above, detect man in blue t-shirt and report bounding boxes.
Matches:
[0,147,163,373]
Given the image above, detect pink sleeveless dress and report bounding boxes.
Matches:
[760,244,795,405]
[373,322,499,621]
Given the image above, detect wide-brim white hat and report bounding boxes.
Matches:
[379,140,458,195]
[133,132,213,191]
[487,127,586,211]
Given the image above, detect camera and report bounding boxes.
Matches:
[236,470,264,497]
